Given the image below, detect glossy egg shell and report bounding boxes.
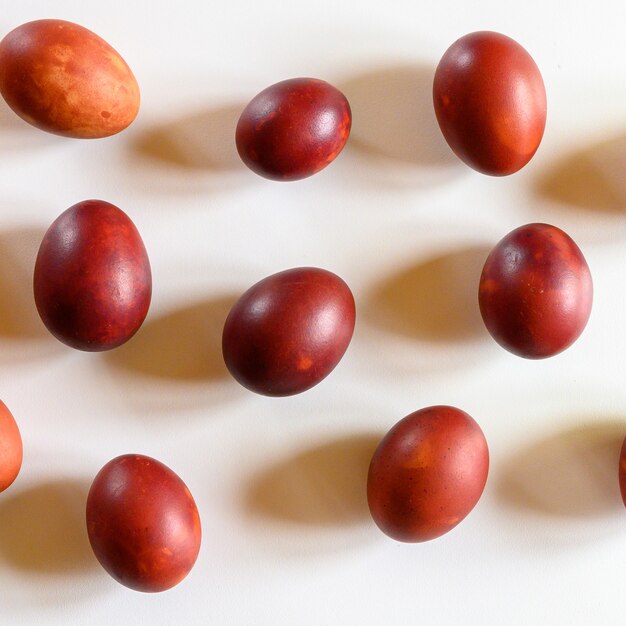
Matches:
[0,401,22,493]
[222,267,356,396]
[433,31,546,175]
[619,438,626,506]
[86,454,201,592]
[367,406,489,542]
[479,223,592,358]
[0,19,139,138]
[235,78,351,181]
[34,200,152,351]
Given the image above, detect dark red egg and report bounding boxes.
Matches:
[86,454,201,592]
[433,31,546,175]
[222,267,356,396]
[367,405,489,542]
[235,78,351,181]
[34,199,151,351]
[479,223,592,358]
[619,438,626,506]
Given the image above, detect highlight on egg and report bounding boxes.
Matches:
[0,401,22,493]
[34,199,152,351]
[236,78,352,181]
[433,31,546,175]
[367,405,489,542]
[86,454,202,592]
[479,223,593,359]
[222,267,356,396]
[0,19,140,138]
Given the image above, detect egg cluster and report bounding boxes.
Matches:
[0,18,617,593]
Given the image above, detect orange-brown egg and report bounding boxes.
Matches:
[433,31,546,175]
[0,19,139,138]
[0,401,22,493]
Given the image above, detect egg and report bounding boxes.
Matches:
[34,200,151,351]
[433,31,546,175]
[222,267,356,396]
[619,438,626,506]
[86,454,201,592]
[0,19,139,138]
[479,223,592,358]
[0,401,22,493]
[236,78,351,181]
[367,406,489,542]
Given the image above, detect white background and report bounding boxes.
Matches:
[0,1,625,624]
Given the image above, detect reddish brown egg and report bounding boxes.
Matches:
[222,267,356,396]
[433,31,546,175]
[367,406,489,542]
[34,200,151,351]
[0,401,22,493]
[0,19,140,138]
[235,78,351,181]
[619,438,626,506]
[479,223,592,358]
[86,454,201,592]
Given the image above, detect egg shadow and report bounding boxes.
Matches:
[0,100,17,126]
[339,64,463,186]
[536,133,626,213]
[0,226,65,363]
[0,100,59,151]
[0,479,96,573]
[134,104,247,172]
[364,245,490,343]
[0,226,49,339]
[105,295,238,381]
[245,434,382,526]
[497,420,625,517]
[0,99,28,130]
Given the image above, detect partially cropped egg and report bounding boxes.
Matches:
[619,438,626,506]
[0,401,22,493]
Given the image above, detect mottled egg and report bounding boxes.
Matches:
[0,19,139,138]
[236,78,351,180]
[367,405,489,542]
[479,223,592,358]
[34,200,151,351]
[433,31,546,175]
[222,267,356,396]
[86,454,201,592]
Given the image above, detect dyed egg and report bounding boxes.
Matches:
[86,454,201,592]
[433,31,546,175]
[34,200,151,351]
[367,405,489,542]
[0,401,22,493]
[222,267,355,396]
[619,438,626,506]
[479,223,592,358]
[236,78,351,180]
[0,19,139,138]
